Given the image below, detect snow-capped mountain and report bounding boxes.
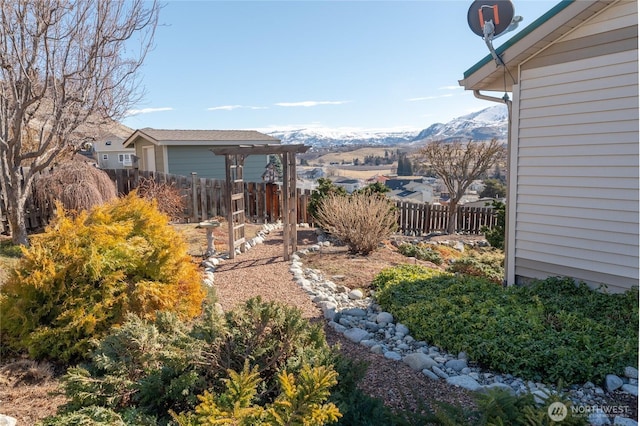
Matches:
[267,128,420,147]
[266,105,508,147]
[413,105,508,142]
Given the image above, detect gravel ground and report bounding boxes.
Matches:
[213,228,478,416]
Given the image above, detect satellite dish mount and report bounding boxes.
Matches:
[467,0,521,66]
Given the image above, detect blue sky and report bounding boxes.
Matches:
[122,0,558,133]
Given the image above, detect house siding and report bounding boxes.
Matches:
[134,139,166,173]
[166,146,269,181]
[511,5,639,292]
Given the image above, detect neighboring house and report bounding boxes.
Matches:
[459,0,638,292]
[388,188,434,204]
[92,123,136,169]
[122,128,280,181]
[333,178,362,193]
[388,181,435,204]
[299,167,325,180]
[384,177,423,191]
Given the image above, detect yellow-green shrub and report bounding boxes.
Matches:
[0,193,205,362]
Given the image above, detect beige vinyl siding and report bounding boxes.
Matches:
[561,0,637,41]
[166,146,269,181]
[513,46,639,292]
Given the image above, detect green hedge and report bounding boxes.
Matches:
[373,266,638,385]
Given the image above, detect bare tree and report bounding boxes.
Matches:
[0,0,159,245]
[419,139,505,234]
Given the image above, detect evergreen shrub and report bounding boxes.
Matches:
[446,250,505,284]
[0,193,205,362]
[47,298,335,424]
[373,266,638,385]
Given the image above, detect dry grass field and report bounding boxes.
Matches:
[326,167,394,180]
[313,146,397,164]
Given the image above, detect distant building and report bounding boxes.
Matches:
[332,178,362,193]
[122,128,279,181]
[91,123,136,169]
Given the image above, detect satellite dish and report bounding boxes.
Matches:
[467,0,521,66]
[467,0,515,38]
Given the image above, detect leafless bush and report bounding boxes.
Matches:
[136,176,186,222]
[34,160,117,214]
[315,192,398,255]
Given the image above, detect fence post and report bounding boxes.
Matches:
[191,172,198,223]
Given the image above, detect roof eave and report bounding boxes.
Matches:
[122,129,158,148]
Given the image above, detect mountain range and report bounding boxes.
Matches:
[267,105,508,147]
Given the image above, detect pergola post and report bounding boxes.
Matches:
[211,144,309,261]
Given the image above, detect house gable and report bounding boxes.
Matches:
[461,0,639,292]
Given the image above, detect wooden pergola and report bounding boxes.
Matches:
[210,144,309,261]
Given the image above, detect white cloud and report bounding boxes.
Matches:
[439,85,464,90]
[126,107,173,116]
[274,100,350,107]
[406,94,454,102]
[207,105,268,111]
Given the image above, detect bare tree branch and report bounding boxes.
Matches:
[419,139,505,234]
[0,0,159,245]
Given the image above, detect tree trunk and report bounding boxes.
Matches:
[5,185,29,246]
[446,201,458,234]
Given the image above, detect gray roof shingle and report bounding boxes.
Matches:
[138,128,279,142]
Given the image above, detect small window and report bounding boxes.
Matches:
[119,153,132,166]
[105,141,112,145]
[102,154,108,160]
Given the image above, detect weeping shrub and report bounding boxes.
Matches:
[0,193,205,362]
[34,158,117,214]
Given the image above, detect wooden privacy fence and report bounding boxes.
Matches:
[1,168,497,236]
[394,201,498,235]
[104,169,316,224]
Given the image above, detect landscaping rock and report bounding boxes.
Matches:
[376,312,394,325]
[589,408,612,426]
[395,323,410,336]
[446,375,482,392]
[341,307,367,317]
[481,382,516,396]
[371,345,384,355]
[624,366,638,379]
[445,359,468,372]
[384,351,402,361]
[605,374,624,392]
[403,353,438,371]
[348,289,364,300]
[614,416,638,426]
[422,369,440,380]
[432,366,449,379]
[0,415,17,426]
[621,384,638,396]
[344,327,369,343]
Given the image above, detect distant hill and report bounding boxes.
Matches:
[413,105,508,142]
[267,105,508,147]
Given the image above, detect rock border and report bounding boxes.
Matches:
[290,237,638,426]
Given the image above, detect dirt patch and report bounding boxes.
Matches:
[0,360,67,424]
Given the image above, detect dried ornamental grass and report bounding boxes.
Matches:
[315,193,397,255]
